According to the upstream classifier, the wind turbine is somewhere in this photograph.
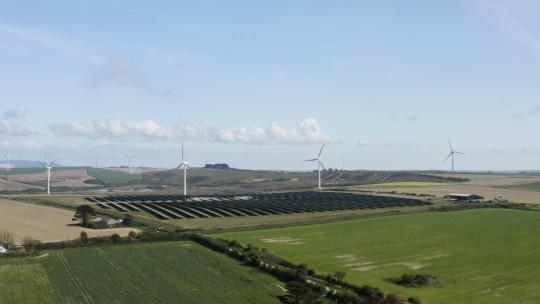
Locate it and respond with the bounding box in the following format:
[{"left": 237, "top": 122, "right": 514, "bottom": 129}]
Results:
[
  {"left": 126, "top": 154, "right": 135, "bottom": 175},
  {"left": 176, "top": 142, "right": 190, "bottom": 196},
  {"left": 444, "top": 139, "right": 464, "bottom": 173},
  {"left": 3, "top": 153, "right": 10, "bottom": 171},
  {"left": 305, "top": 144, "right": 325, "bottom": 190},
  {"left": 40, "top": 155, "right": 57, "bottom": 195}
]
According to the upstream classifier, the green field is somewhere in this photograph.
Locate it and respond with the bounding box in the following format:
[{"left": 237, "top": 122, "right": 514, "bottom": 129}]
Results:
[
  {"left": 0, "top": 241, "right": 281, "bottom": 304},
  {"left": 218, "top": 209, "right": 540, "bottom": 303},
  {"left": 155, "top": 168, "right": 305, "bottom": 187},
  {"left": 502, "top": 182, "right": 540, "bottom": 192},
  {"left": 86, "top": 168, "right": 142, "bottom": 185}
]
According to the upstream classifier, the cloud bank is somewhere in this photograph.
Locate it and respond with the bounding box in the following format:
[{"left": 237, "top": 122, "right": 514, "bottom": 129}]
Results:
[{"left": 49, "top": 118, "right": 335, "bottom": 145}]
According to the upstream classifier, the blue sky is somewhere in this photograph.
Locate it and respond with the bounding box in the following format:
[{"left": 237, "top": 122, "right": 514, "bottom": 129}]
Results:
[{"left": 1, "top": 0, "right": 540, "bottom": 170}]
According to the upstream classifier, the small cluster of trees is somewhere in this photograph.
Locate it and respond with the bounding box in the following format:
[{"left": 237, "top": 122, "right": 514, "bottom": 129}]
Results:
[
  {"left": 186, "top": 233, "right": 410, "bottom": 304},
  {"left": 73, "top": 205, "right": 96, "bottom": 227},
  {"left": 390, "top": 274, "right": 438, "bottom": 288}
]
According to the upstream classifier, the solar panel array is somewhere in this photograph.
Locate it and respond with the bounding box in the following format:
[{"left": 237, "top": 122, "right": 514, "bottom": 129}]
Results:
[{"left": 87, "top": 192, "right": 428, "bottom": 220}]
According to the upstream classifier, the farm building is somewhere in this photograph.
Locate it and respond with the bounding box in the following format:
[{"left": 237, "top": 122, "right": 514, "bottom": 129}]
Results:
[
  {"left": 0, "top": 245, "right": 7, "bottom": 254},
  {"left": 444, "top": 193, "right": 483, "bottom": 202}
]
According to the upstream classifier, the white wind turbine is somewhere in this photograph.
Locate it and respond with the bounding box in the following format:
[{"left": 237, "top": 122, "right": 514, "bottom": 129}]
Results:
[
  {"left": 305, "top": 144, "right": 326, "bottom": 190},
  {"left": 176, "top": 142, "right": 190, "bottom": 196},
  {"left": 126, "top": 154, "right": 135, "bottom": 175},
  {"left": 3, "top": 153, "right": 10, "bottom": 171},
  {"left": 444, "top": 139, "right": 464, "bottom": 173},
  {"left": 40, "top": 155, "right": 57, "bottom": 195}
]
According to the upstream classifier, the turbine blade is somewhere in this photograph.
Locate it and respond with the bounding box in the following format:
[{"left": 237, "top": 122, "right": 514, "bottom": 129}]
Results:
[
  {"left": 176, "top": 164, "right": 182, "bottom": 169},
  {"left": 181, "top": 141, "right": 184, "bottom": 161},
  {"left": 454, "top": 151, "right": 464, "bottom": 155},
  {"left": 319, "top": 161, "right": 325, "bottom": 171},
  {"left": 448, "top": 138, "right": 453, "bottom": 152},
  {"left": 49, "top": 159, "right": 58, "bottom": 167},
  {"left": 318, "top": 144, "right": 325, "bottom": 158},
  {"left": 444, "top": 152, "right": 453, "bottom": 162},
  {"left": 305, "top": 159, "right": 318, "bottom": 162}
]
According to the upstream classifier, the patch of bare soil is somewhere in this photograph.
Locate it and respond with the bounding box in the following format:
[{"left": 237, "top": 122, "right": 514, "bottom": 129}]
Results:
[
  {"left": 0, "top": 177, "right": 40, "bottom": 191},
  {"left": 0, "top": 198, "right": 139, "bottom": 244}
]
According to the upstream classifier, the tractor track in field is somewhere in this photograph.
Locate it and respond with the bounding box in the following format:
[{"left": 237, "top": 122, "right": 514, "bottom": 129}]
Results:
[
  {"left": 95, "top": 248, "right": 158, "bottom": 304},
  {"left": 162, "top": 249, "right": 227, "bottom": 304},
  {"left": 57, "top": 252, "right": 94, "bottom": 304}
]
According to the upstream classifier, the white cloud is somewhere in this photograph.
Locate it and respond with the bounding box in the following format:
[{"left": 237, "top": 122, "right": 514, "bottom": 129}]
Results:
[
  {"left": 0, "top": 110, "right": 32, "bottom": 136},
  {"left": 49, "top": 118, "right": 335, "bottom": 145}
]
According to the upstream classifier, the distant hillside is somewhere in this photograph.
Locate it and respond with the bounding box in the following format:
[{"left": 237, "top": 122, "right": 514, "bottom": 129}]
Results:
[{"left": 0, "top": 160, "right": 62, "bottom": 169}]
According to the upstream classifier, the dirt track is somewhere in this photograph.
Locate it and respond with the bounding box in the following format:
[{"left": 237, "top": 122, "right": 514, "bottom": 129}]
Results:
[{"left": 0, "top": 198, "right": 138, "bottom": 244}]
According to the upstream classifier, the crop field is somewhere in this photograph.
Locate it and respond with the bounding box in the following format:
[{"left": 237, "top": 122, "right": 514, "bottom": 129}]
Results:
[
  {"left": 0, "top": 241, "right": 281, "bottom": 304},
  {"left": 87, "top": 192, "right": 428, "bottom": 220},
  {"left": 218, "top": 209, "right": 540, "bottom": 304},
  {"left": 0, "top": 198, "right": 136, "bottom": 244},
  {"left": 501, "top": 182, "right": 540, "bottom": 192}
]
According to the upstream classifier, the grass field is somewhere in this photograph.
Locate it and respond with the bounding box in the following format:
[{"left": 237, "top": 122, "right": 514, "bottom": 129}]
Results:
[
  {"left": 501, "top": 182, "right": 540, "bottom": 192},
  {"left": 86, "top": 168, "right": 142, "bottom": 185},
  {"left": 218, "top": 209, "right": 540, "bottom": 304},
  {"left": 0, "top": 241, "right": 281, "bottom": 304},
  {"left": 156, "top": 168, "right": 304, "bottom": 187}
]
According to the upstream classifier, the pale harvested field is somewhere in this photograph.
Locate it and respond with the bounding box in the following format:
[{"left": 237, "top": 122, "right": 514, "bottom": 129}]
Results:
[
  {"left": 369, "top": 184, "right": 540, "bottom": 204},
  {"left": 0, "top": 177, "right": 40, "bottom": 191},
  {"left": 432, "top": 173, "right": 540, "bottom": 187},
  {"left": 6, "top": 169, "right": 93, "bottom": 188},
  {"left": 0, "top": 198, "right": 138, "bottom": 244}
]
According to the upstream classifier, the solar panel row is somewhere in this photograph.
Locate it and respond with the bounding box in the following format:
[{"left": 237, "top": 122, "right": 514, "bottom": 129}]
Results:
[{"left": 87, "top": 192, "right": 428, "bottom": 220}]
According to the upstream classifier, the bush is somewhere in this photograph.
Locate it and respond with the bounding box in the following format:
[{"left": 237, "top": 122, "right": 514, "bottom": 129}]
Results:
[
  {"left": 111, "top": 234, "right": 122, "bottom": 244},
  {"left": 391, "top": 274, "right": 438, "bottom": 287},
  {"left": 22, "top": 238, "right": 41, "bottom": 253},
  {"left": 80, "top": 231, "right": 89, "bottom": 244},
  {"left": 407, "top": 297, "right": 422, "bottom": 304}
]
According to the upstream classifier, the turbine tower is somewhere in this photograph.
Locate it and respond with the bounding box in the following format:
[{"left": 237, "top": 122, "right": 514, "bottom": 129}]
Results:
[
  {"left": 176, "top": 142, "right": 190, "bottom": 196},
  {"left": 126, "top": 154, "right": 135, "bottom": 175},
  {"left": 444, "top": 139, "right": 464, "bottom": 173},
  {"left": 3, "top": 153, "right": 9, "bottom": 171},
  {"left": 40, "top": 155, "right": 57, "bottom": 195},
  {"left": 305, "top": 144, "right": 325, "bottom": 190}
]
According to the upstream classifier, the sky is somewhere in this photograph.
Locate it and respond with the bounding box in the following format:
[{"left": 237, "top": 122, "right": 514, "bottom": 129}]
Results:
[{"left": 1, "top": 0, "right": 540, "bottom": 170}]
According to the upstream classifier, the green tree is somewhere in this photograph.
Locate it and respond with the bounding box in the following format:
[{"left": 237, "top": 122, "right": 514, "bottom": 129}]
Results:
[
  {"left": 22, "top": 238, "right": 41, "bottom": 254},
  {"left": 74, "top": 205, "right": 96, "bottom": 227},
  {"left": 279, "top": 281, "right": 323, "bottom": 304}
]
